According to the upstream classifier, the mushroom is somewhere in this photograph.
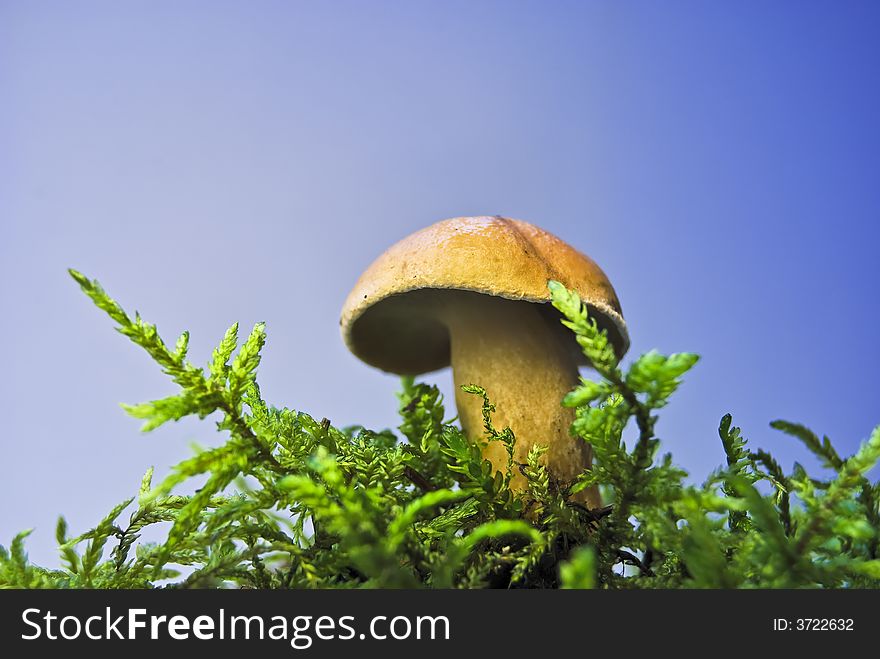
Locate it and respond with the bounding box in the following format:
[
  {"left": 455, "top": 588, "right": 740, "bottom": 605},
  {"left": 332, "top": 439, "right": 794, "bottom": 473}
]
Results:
[{"left": 340, "top": 216, "right": 628, "bottom": 508}]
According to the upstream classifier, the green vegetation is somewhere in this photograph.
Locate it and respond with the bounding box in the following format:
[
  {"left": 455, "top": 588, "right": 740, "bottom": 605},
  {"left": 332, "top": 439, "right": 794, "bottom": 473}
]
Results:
[{"left": 2, "top": 271, "right": 878, "bottom": 588}]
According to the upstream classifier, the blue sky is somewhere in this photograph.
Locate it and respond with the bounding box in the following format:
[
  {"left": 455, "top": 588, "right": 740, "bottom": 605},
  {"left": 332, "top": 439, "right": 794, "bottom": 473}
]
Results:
[{"left": 2, "top": 1, "right": 878, "bottom": 567}]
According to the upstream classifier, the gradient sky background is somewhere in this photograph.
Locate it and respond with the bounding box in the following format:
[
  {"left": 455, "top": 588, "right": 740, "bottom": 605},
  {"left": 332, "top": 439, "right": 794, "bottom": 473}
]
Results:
[{"left": 2, "top": 1, "right": 879, "bottom": 567}]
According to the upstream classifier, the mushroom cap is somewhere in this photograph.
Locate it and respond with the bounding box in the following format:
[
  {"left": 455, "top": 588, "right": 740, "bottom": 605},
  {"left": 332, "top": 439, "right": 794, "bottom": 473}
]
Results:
[{"left": 340, "top": 216, "right": 629, "bottom": 375}]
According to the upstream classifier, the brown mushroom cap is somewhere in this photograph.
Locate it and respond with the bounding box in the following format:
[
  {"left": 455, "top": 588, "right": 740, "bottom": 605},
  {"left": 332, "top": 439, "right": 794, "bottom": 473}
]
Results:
[{"left": 340, "top": 215, "right": 629, "bottom": 375}]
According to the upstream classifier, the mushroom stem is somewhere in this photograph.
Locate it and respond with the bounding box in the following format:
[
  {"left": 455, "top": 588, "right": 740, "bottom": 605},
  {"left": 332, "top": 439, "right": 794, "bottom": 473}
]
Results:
[{"left": 441, "top": 294, "right": 601, "bottom": 509}]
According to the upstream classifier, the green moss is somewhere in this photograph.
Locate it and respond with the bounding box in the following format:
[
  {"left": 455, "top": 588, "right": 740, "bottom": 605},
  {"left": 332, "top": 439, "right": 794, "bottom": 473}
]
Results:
[{"left": 1, "top": 271, "right": 877, "bottom": 589}]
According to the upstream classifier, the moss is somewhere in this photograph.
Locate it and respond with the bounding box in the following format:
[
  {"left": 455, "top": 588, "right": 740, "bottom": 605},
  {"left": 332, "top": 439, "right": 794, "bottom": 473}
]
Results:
[{"left": 1, "top": 272, "right": 877, "bottom": 589}]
